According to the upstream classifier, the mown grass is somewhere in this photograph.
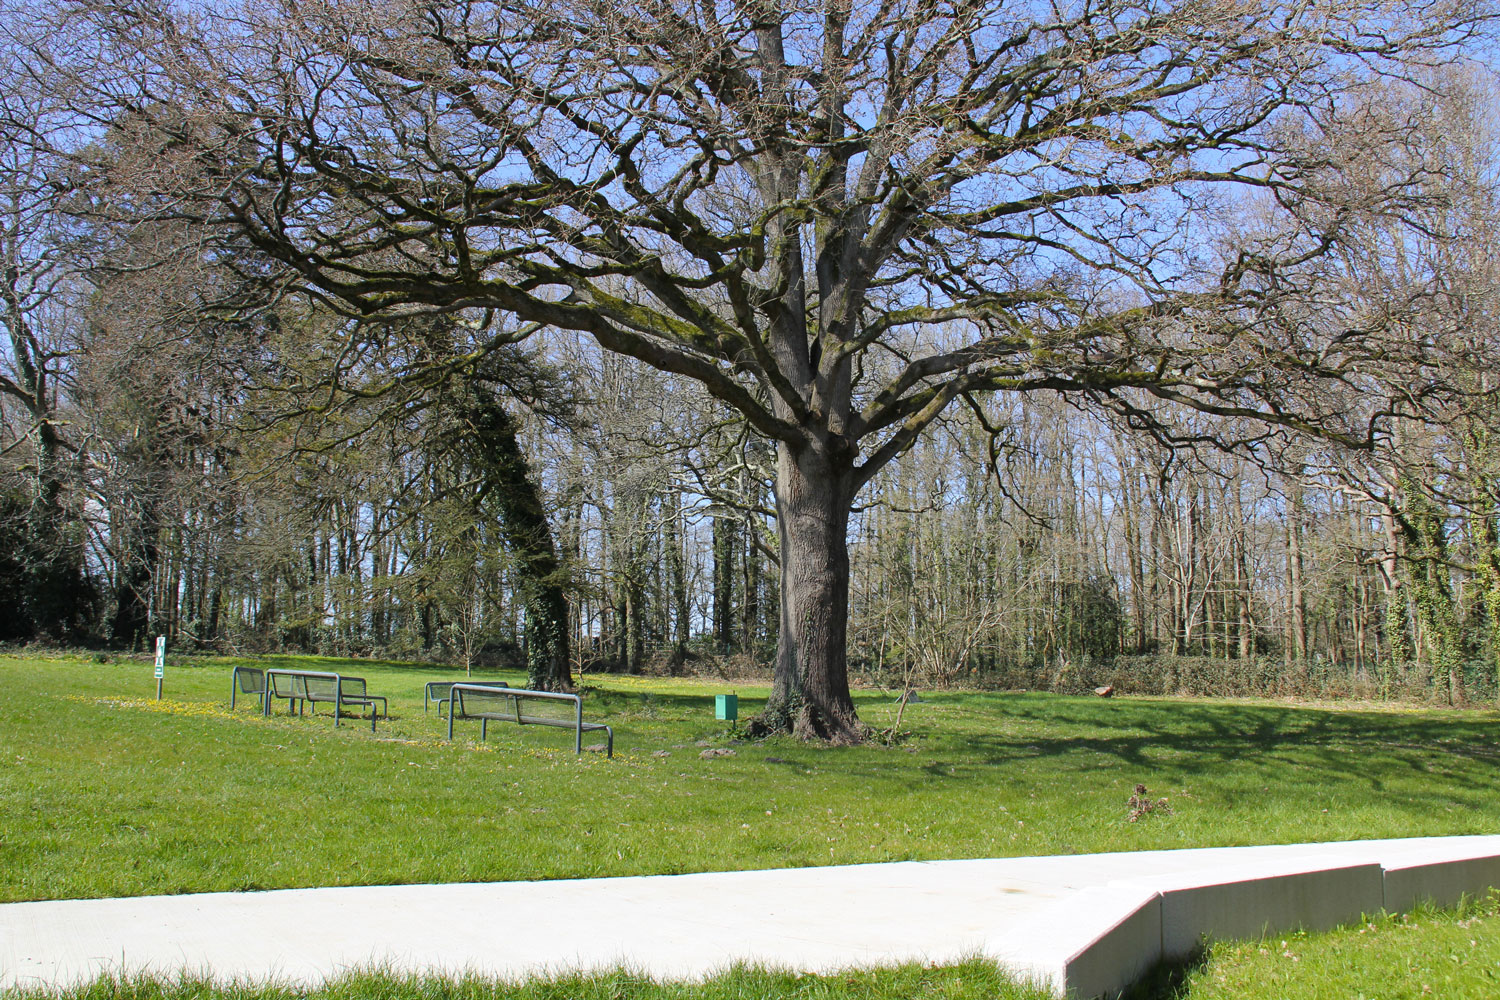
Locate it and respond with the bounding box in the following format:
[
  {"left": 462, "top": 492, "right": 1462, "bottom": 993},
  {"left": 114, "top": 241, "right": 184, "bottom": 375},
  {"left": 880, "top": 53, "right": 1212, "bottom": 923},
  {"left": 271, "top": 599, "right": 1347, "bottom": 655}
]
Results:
[
  {"left": 3, "top": 652, "right": 1500, "bottom": 903},
  {"left": 1151, "top": 892, "right": 1500, "bottom": 999},
  {"left": 0, "top": 960, "right": 1049, "bottom": 1000}
]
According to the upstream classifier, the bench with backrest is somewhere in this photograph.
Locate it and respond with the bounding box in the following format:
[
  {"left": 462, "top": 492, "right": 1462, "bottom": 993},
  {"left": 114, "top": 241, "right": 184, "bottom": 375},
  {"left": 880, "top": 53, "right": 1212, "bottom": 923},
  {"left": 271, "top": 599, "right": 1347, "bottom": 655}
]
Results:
[
  {"left": 263, "top": 669, "right": 311, "bottom": 718},
  {"left": 447, "top": 684, "right": 612, "bottom": 756},
  {"left": 230, "top": 666, "right": 266, "bottom": 710},
  {"left": 263, "top": 669, "right": 387, "bottom": 732},
  {"left": 424, "top": 679, "right": 509, "bottom": 716}
]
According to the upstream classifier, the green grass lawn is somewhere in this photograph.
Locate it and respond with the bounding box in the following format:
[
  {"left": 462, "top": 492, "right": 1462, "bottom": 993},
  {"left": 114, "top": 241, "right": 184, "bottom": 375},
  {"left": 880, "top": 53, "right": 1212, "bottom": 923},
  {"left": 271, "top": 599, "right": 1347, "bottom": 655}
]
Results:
[
  {"left": 3, "top": 652, "right": 1500, "bottom": 901},
  {"left": 4, "top": 651, "right": 1500, "bottom": 998},
  {"left": 1151, "top": 892, "right": 1500, "bottom": 999},
  {"left": 2, "top": 960, "right": 1052, "bottom": 1000}
]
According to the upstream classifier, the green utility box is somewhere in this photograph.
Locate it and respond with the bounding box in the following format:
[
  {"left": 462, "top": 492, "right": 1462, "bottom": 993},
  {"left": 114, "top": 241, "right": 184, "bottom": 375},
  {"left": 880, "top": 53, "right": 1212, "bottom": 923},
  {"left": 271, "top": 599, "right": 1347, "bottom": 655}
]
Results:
[{"left": 715, "top": 693, "right": 738, "bottom": 721}]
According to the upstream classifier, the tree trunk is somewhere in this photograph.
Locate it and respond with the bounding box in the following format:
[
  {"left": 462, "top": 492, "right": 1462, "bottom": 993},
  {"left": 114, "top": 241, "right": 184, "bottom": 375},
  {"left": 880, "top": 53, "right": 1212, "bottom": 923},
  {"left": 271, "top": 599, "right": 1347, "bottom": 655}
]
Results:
[
  {"left": 1121, "top": 468, "right": 1148, "bottom": 653},
  {"left": 1232, "top": 486, "right": 1255, "bottom": 659},
  {"left": 625, "top": 575, "right": 645, "bottom": 672},
  {"left": 463, "top": 397, "right": 573, "bottom": 691},
  {"left": 1286, "top": 476, "right": 1309, "bottom": 662},
  {"left": 666, "top": 493, "right": 690, "bottom": 661},
  {"left": 1472, "top": 504, "right": 1500, "bottom": 701},
  {"left": 741, "top": 515, "right": 761, "bottom": 653},
  {"left": 1378, "top": 500, "right": 1410, "bottom": 669},
  {"left": 712, "top": 516, "right": 735, "bottom": 652},
  {"left": 112, "top": 471, "right": 161, "bottom": 649},
  {"left": 112, "top": 555, "right": 153, "bottom": 649},
  {"left": 206, "top": 584, "right": 222, "bottom": 646},
  {"left": 758, "top": 442, "right": 863, "bottom": 744}
]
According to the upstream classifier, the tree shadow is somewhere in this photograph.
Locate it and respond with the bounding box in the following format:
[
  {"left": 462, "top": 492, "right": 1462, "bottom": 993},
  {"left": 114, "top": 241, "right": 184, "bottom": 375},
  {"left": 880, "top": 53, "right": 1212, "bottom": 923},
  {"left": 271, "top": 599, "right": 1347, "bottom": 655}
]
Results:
[
  {"left": 1120, "top": 945, "right": 1211, "bottom": 1000},
  {"left": 833, "top": 694, "right": 1500, "bottom": 806}
]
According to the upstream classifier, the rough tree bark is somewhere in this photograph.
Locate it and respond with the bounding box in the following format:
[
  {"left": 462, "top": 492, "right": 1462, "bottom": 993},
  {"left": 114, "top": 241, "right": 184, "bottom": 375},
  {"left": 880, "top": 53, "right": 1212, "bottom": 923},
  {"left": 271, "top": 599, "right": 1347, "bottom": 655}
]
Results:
[
  {"left": 763, "top": 440, "right": 860, "bottom": 742},
  {"left": 463, "top": 398, "right": 573, "bottom": 692}
]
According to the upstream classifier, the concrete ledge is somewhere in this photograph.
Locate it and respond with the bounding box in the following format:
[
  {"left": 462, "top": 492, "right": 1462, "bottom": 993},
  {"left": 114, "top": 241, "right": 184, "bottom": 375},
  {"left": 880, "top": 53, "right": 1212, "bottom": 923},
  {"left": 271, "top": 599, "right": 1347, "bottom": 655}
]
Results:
[
  {"left": 1123, "top": 857, "right": 1385, "bottom": 960},
  {"left": 6, "top": 838, "right": 1500, "bottom": 1000},
  {"left": 989, "top": 885, "right": 1161, "bottom": 1000},
  {"left": 989, "top": 845, "right": 1500, "bottom": 997},
  {"left": 1383, "top": 852, "right": 1500, "bottom": 912}
]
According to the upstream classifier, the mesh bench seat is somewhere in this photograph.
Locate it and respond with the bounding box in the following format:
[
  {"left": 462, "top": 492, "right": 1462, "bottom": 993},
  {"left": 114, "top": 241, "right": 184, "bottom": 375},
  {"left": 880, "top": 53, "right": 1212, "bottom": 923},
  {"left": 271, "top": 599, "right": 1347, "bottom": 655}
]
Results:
[
  {"left": 230, "top": 666, "right": 266, "bottom": 710},
  {"left": 303, "top": 675, "right": 386, "bottom": 725},
  {"left": 447, "top": 684, "right": 612, "bottom": 756},
  {"left": 263, "top": 669, "right": 386, "bottom": 732},
  {"left": 424, "top": 679, "right": 509, "bottom": 715}
]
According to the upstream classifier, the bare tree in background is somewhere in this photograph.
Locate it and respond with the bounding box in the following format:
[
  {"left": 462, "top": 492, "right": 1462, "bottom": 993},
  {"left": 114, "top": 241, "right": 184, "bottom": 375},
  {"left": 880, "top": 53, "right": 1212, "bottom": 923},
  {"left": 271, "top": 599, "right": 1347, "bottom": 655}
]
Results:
[
  {"left": 0, "top": 32, "right": 100, "bottom": 638},
  {"left": 29, "top": 0, "right": 1497, "bottom": 739}
]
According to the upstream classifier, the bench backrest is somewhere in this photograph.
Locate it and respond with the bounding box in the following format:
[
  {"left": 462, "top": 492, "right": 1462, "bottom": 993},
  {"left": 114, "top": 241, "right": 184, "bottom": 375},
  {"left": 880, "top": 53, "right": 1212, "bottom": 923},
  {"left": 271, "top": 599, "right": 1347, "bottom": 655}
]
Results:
[
  {"left": 268, "top": 672, "right": 308, "bottom": 697},
  {"left": 268, "top": 670, "right": 357, "bottom": 698},
  {"left": 427, "top": 679, "right": 508, "bottom": 699},
  {"left": 452, "top": 685, "right": 582, "bottom": 723},
  {"left": 298, "top": 675, "right": 365, "bottom": 698},
  {"left": 304, "top": 675, "right": 336, "bottom": 699},
  {"left": 233, "top": 667, "right": 265, "bottom": 694},
  {"left": 451, "top": 684, "right": 520, "bottom": 719}
]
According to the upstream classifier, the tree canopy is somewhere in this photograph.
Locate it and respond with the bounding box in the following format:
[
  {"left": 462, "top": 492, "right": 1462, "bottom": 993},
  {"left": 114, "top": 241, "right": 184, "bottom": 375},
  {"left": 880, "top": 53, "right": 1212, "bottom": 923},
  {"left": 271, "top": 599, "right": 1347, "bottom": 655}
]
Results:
[{"left": 21, "top": 0, "right": 1499, "bottom": 738}]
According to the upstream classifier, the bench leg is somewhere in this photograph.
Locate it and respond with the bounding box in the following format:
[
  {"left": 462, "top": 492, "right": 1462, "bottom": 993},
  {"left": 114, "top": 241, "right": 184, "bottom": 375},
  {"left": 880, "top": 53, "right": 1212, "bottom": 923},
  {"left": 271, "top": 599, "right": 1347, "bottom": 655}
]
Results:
[{"left": 481, "top": 718, "right": 487, "bottom": 742}]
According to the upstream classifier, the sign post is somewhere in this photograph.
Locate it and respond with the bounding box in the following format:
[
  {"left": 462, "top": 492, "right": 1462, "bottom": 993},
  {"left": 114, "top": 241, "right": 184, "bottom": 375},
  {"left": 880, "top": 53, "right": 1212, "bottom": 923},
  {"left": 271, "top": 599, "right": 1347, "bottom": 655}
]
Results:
[{"left": 154, "top": 635, "right": 166, "bottom": 700}]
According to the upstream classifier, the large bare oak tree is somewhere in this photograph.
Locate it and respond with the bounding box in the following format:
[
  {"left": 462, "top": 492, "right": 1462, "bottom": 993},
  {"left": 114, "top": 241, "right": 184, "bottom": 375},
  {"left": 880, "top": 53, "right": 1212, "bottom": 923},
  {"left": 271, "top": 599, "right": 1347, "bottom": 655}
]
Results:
[{"left": 38, "top": 0, "right": 1494, "bottom": 740}]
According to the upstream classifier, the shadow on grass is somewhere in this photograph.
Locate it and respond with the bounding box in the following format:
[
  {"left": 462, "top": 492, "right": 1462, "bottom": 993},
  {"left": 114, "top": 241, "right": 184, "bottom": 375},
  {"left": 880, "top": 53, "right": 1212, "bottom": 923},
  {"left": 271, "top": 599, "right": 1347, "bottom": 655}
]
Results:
[
  {"left": 943, "top": 696, "right": 1500, "bottom": 775},
  {"left": 193, "top": 656, "right": 1500, "bottom": 804},
  {"left": 1120, "top": 945, "right": 1211, "bottom": 1000}
]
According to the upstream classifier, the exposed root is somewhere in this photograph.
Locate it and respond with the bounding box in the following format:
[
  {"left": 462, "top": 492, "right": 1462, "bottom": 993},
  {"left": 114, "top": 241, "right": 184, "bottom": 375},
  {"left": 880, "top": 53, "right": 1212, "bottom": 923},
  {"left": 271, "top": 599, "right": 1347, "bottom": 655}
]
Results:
[
  {"left": 746, "top": 702, "right": 868, "bottom": 745},
  {"left": 792, "top": 703, "right": 867, "bottom": 745}
]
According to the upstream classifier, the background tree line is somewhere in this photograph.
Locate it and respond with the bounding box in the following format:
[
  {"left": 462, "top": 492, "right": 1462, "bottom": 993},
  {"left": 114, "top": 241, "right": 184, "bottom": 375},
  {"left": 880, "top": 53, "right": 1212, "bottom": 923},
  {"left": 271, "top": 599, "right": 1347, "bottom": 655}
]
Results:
[
  {"left": 2, "top": 0, "right": 1499, "bottom": 719},
  {"left": 8, "top": 308, "right": 1500, "bottom": 704}
]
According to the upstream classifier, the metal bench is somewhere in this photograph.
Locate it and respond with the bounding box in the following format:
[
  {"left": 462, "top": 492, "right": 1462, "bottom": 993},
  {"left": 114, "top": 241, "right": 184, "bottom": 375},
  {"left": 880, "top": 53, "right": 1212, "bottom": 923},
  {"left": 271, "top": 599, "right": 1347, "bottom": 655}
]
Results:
[
  {"left": 424, "top": 679, "right": 509, "bottom": 716},
  {"left": 230, "top": 666, "right": 266, "bottom": 710},
  {"left": 263, "top": 669, "right": 387, "bottom": 732},
  {"left": 447, "top": 684, "right": 612, "bottom": 756}
]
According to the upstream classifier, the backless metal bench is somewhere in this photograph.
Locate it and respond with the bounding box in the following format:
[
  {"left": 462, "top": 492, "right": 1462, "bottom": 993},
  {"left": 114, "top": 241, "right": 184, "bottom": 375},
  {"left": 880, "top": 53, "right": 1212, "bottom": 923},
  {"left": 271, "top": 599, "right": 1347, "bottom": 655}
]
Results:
[
  {"left": 447, "top": 684, "right": 612, "bottom": 756},
  {"left": 263, "top": 669, "right": 387, "bottom": 732},
  {"left": 424, "top": 679, "right": 509, "bottom": 715},
  {"left": 230, "top": 666, "right": 266, "bottom": 710}
]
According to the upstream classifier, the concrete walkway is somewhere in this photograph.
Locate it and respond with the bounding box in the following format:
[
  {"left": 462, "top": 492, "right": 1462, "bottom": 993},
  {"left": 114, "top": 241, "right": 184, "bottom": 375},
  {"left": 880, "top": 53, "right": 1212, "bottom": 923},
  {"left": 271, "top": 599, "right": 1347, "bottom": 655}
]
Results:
[{"left": 4, "top": 836, "right": 1500, "bottom": 998}]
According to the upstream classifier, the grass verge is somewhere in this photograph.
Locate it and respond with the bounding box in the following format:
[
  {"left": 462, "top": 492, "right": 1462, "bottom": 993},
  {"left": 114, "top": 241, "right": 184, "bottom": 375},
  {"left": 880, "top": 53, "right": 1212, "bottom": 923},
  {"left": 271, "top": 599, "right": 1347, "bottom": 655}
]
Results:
[
  {"left": 1149, "top": 891, "right": 1500, "bottom": 999},
  {"left": 0, "top": 959, "right": 1050, "bottom": 1000},
  {"left": 4, "top": 652, "right": 1500, "bottom": 902}
]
